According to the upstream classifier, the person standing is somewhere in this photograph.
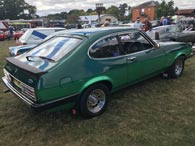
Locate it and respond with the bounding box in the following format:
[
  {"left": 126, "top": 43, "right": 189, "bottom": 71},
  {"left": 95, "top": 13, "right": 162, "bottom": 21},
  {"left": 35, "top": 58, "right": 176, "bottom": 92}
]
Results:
[
  {"left": 159, "top": 16, "right": 164, "bottom": 26},
  {"left": 133, "top": 17, "right": 143, "bottom": 30},
  {"left": 77, "top": 23, "right": 82, "bottom": 29},
  {"left": 162, "top": 17, "right": 169, "bottom": 25},
  {"left": 8, "top": 25, "right": 14, "bottom": 40},
  {"left": 102, "top": 21, "right": 110, "bottom": 27},
  {"left": 143, "top": 17, "right": 152, "bottom": 32}
]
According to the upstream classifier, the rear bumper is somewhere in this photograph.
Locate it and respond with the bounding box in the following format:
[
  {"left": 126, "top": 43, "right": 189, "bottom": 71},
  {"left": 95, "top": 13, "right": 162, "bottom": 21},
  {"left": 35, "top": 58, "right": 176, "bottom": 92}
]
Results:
[{"left": 2, "top": 76, "right": 79, "bottom": 112}]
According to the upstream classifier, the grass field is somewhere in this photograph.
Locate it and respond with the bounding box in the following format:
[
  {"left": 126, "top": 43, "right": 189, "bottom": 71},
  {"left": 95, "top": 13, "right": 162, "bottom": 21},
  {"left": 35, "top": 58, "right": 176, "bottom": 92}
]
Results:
[{"left": 0, "top": 40, "right": 195, "bottom": 146}]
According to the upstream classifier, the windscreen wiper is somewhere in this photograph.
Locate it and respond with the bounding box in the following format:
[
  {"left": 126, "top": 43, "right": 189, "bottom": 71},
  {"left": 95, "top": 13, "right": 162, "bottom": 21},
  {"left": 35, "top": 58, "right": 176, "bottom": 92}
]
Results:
[{"left": 26, "top": 56, "right": 56, "bottom": 63}]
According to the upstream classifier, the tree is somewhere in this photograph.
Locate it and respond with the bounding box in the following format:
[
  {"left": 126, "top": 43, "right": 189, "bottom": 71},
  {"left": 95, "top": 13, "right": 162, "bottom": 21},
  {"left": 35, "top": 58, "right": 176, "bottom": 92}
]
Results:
[
  {"left": 47, "top": 12, "right": 68, "bottom": 20},
  {"left": 155, "top": 0, "right": 178, "bottom": 19},
  {"left": 0, "top": 0, "right": 36, "bottom": 20},
  {"left": 86, "top": 9, "right": 94, "bottom": 14},
  {"left": 66, "top": 9, "right": 86, "bottom": 24},
  {"left": 106, "top": 6, "right": 119, "bottom": 18},
  {"left": 118, "top": 3, "right": 128, "bottom": 21},
  {"left": 66, "top": 14, "right": 79, "bottom": 24}
]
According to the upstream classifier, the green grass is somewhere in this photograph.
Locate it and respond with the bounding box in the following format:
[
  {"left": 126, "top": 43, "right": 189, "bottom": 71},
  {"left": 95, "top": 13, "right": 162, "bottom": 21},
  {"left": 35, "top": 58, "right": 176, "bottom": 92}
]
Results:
[{"left": 1, "top": 40, "right": 195, "bottom": 146}]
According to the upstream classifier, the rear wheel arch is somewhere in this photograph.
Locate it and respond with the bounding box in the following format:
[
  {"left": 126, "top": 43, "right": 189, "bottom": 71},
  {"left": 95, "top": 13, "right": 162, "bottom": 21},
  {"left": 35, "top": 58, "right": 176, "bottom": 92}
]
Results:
[
  {"left": 80, "top": 80, "right": 113, "bottom": 96},
  {"left": 80, "top": 77, "right": 113, "bottom": 93},
  {"left": 78, "top": 81, "right": 112, "bottom": 118},
  {"left": 177, "top": 54, "right": 186, "bottom": 60}
]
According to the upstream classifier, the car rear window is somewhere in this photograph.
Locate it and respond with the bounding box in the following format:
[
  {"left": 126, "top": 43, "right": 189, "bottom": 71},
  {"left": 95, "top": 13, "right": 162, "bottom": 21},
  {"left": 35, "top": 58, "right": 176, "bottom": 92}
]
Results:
[
  {"left": 27, "top": 36, "right": 82, "bottom": 61},
  {"left": 89, "top": 36, "right": 121, "bottom": 58}
]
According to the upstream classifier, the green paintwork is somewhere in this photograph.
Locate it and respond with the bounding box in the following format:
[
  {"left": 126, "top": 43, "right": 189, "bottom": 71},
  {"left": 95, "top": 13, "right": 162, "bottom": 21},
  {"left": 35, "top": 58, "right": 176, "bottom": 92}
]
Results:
[{"left": 2, "top": 27, "right": 193, "bottom": 110}]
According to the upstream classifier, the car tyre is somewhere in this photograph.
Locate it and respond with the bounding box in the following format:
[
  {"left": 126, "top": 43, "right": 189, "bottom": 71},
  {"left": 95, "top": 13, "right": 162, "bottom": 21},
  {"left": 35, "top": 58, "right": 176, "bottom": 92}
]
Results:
[
  {"left": 167, "top": 56, "right": 185, "bottom": 78},
  {"left": 79, "top": 83, "right": 110, "bottom": 118}
]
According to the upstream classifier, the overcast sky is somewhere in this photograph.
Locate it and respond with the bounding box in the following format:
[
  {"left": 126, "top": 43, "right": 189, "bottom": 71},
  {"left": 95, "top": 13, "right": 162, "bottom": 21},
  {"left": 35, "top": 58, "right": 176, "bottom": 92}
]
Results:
[{"left": 25, "top": 0, "right": 195, "bottom": 16}]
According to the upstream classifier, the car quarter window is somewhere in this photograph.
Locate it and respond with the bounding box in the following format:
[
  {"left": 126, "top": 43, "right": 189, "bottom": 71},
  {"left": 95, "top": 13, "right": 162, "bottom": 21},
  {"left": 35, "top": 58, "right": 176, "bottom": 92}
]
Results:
[
  {"left": 89, "top": 36, "right": 122, "bottom": 58},
  {"left": 119, "top": 32, "right": 153, "bottom": 54}
]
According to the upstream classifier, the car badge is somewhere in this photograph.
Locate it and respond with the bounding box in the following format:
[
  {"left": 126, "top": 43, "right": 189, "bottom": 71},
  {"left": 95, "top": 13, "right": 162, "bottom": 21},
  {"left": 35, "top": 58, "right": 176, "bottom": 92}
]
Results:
[
  {"left": 13, "top": 68, "right": 17, "bottom": 73},
  {"left": 28, "top": 79, "right": 33, "bottom": 84}
]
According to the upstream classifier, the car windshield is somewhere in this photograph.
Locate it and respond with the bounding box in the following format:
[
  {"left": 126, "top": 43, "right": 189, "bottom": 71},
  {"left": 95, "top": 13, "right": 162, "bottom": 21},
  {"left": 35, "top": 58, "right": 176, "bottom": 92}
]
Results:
[
  {"left": 151, "top": 25, "right": 180, "bottom": 34},
  {"left": 165, "top": 26, "right": 177, "bottom": 32},
  {"left": 26, "top": 36, "right": 82, "bottom": 62}
]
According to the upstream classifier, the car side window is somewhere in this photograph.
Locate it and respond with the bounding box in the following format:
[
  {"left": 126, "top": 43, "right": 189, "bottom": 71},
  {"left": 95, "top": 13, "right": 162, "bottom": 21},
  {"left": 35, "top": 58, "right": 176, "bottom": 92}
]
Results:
[
  {"left": 119, "top": 32, "right": 153, "bottom": 54},
  {"left": 89, "top": 36, "right": 121, "bottom": 58}
]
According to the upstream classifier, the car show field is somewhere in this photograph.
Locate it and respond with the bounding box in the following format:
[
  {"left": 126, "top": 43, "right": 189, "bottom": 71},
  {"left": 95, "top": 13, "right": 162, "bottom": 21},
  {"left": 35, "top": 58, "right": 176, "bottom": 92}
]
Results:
[
  {"left": 1, "top": 27, "right": 193, "bottom": 118},
  {"left": 1, "top": 37, "right": 195, "bottom": 146}
]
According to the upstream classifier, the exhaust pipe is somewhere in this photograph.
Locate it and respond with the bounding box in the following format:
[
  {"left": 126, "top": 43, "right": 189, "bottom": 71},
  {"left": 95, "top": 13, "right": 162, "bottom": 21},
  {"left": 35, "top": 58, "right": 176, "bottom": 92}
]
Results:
[{"left": 3, "top": 89, "right": 10, "bottom": 93}]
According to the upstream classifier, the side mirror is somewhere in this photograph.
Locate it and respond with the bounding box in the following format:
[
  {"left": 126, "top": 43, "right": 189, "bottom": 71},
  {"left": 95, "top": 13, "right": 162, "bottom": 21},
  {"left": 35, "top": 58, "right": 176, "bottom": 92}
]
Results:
[{"left": 154, "top": 43, "right": 160, "bottom": 48}]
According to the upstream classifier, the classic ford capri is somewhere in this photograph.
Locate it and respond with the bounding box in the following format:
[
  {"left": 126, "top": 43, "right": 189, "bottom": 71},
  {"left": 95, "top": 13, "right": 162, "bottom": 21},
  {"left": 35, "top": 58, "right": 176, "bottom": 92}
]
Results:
[{"left": 2, "top": 27, "right": 193, "bottom": 118}]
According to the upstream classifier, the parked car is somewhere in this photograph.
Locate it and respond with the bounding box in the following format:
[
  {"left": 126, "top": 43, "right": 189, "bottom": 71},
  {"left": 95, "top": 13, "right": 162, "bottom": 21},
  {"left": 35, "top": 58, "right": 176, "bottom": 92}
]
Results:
[
  {"left": 150, "top": 20, "right": 160, "bottom": 27},
  {"left": 0, "top": 31, "right": 5, "bottom": 40},
  {"left": 18, "top": 27, "right": 66, "bottom": 45},
  {"left": 9, "top": 44, "right": 37, "bottom": 56},
  {"left": 0, "top": 30, "right": 9, "bottom": 40},
  {"left": 146, "top": 25, "right": 183, "bottom": 41},
  {"left": 2, "top": 27, "right": 193, "bottom": 118},
  {"left": 65, "top": 24, "right": 77, "bottom": 29},
  {"left": 147, "top": 24, "right": 195, "bottom": 44},
  {"left": 177, "top": 17, "right": 195, "bottom": 30},
  {"left": 13, "top": 30, "right": 24, "bottom": 40},
  {"left": 9, "top": 30, "right": 68, "bottom": 56}
]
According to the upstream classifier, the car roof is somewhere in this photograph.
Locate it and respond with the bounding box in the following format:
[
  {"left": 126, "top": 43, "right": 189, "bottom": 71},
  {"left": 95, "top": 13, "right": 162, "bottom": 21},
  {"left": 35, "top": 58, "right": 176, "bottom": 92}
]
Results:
[
  {"left": 55, "top": 27, "right": 139, "bottom": 38},
  {"left": 152, "top": 25, "right": 176, "bottom": 29},
  {"left": 150, "top": 25, "right": 177, "bottom": 32},
  {"left": 28, "top": 27, "right": 66, "bottom": 31}
]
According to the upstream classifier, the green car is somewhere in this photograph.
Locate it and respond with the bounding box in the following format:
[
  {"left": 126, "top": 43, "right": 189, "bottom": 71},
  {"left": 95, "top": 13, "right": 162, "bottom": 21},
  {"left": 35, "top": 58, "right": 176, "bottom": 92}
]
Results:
[{"left": 2, "top": 27, "right": 193, "bottom": 118}]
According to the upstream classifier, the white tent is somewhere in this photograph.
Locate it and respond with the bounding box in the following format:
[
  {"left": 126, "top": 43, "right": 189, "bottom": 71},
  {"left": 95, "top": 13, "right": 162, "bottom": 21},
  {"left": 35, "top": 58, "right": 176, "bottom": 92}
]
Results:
[{"left": 0, "top": 21, "right": 8, "bottom": 30}]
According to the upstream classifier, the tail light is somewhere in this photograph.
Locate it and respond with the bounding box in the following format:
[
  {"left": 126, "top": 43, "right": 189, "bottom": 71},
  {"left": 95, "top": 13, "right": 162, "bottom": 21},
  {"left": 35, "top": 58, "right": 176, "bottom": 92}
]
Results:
[
  {"left": 16, "top": 40, "right": 26, "bottom": 46},
  {"left": 16, "top": 52, "right": 20, "bottom": 56}
]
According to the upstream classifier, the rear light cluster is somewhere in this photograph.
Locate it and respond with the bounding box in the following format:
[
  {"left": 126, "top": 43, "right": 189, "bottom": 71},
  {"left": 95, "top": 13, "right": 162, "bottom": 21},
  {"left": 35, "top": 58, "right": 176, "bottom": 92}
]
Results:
[
  {"left": 16, "top": 40, "right": 26, "bottom": 46},
  {"left": 19, "top": 82, "right": 36, "bottom": 101},
  {"left": 16, "top": 52, "right": 21, "bottom": 56},
  {"left": 4, "top": 69, "right": 36, "bottom": 101}
]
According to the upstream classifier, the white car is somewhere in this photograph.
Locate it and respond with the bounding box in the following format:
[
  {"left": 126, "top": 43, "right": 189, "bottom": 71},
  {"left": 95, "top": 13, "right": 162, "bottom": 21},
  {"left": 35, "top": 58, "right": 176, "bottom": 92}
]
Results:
[
  {"left": 18, "top": 27, "right": 66, "bottom": 45},
  {"left": 9, "top": 29, "right": 67, "bottom": 56}
]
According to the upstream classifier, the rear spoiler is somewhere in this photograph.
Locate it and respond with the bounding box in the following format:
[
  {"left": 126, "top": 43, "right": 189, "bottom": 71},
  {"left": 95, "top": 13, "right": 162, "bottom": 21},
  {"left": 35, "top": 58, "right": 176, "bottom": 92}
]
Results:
[{"left": 6, "top": 57, "right": 47, "bottom": 76}]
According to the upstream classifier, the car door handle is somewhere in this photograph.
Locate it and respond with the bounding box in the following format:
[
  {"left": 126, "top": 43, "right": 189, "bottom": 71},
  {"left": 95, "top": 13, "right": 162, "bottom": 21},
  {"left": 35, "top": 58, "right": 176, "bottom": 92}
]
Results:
[
  {"left": 145, "top": 50, "right": 152, "bottom": 53},
  {"left": 127, "top": 57, "right": 136, "bottom": 62},
  {"left": 145, "top": 49, "right": 154, "bottom": 53}
]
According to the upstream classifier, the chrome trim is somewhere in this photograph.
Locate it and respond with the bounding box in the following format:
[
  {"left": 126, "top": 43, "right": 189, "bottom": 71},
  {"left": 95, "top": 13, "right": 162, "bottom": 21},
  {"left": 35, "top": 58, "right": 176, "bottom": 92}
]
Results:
[
  {"left": 4, "top": 69, "right": 36, "bottom": 101},
  {"left": 192, "top": 46, "right": 195, "bottom": 52},
  {"left": 188, "top": 52, "right": 194, "bottom": 58},
  {"left": 2, "top": 76, "right": 79, "bottom": 109},
  {"left": 87, "top": 33, "right": 120, "bottom": 60},
  {"left": 139, "top": 31, "right": 156, "bottom": 46},
  {"left": 87, "top": 30, "right": 155, "bottom": 61},
  {"left": 2, "top": 76, "right": 35, "bottom": 106}
]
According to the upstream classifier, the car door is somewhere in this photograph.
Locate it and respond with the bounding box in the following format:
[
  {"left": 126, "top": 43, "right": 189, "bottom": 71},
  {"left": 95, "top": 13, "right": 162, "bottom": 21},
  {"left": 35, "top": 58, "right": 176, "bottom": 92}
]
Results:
[
  {"left": 89, "top": 35, "right": 128, "bottom": 88},
  {"left": 118, "top": 31, "right": 166, "bottom": 83}
]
